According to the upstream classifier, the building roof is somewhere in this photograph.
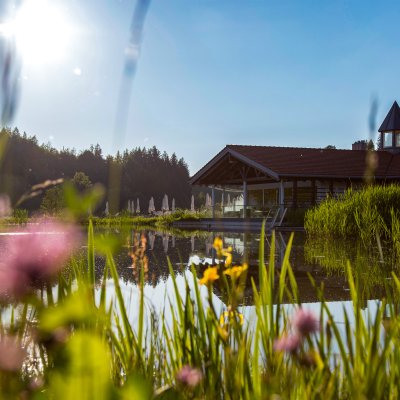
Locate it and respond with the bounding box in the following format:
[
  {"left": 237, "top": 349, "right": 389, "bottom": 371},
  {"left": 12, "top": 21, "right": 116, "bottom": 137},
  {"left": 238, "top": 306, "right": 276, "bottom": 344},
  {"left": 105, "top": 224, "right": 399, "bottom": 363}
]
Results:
[
  {"left": 189, "top": 145, "right": 400, "bottom": 185},
  {"left": 379, "top": 101, "right": 400, "bottom": 132}
]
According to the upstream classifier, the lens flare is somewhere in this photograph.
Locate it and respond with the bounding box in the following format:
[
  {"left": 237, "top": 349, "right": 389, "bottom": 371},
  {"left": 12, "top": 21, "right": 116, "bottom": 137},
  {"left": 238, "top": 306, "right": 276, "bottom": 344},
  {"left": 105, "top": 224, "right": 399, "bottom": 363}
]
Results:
[{"left": 0, "top": 0, "right": 75, "bottom": 66}]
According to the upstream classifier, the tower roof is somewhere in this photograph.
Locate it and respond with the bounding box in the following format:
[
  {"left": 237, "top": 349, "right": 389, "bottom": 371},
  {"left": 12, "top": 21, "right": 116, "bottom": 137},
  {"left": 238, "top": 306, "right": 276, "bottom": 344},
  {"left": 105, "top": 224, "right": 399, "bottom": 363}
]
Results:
[{"left": 379, "top": 101, "right": 400, "bottom": 132}]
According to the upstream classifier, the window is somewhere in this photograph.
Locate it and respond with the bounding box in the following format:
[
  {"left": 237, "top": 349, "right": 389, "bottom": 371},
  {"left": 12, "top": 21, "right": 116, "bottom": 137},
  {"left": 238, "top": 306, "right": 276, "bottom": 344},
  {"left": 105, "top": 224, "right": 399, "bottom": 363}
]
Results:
[
  {"left": 396, "top": 133, "right": 400, "bottom": 147},
  {"left": 384, "top": 132, "right": 393, "bottom": 148}
]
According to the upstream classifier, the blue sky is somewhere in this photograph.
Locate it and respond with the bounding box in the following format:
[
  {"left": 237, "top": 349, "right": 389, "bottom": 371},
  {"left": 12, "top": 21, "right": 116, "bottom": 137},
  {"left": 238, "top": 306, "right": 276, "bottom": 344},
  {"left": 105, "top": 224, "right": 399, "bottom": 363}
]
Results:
[{"left": 8, "top": 0, "right": 400, "bottom": 173}]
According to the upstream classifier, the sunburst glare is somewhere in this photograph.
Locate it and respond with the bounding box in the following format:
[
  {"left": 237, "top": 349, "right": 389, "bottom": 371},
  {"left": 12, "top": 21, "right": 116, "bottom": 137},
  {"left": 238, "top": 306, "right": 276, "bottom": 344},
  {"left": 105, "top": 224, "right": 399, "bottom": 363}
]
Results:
[{"left": 0, "top": 0, "right": 75, "bottom": 66}]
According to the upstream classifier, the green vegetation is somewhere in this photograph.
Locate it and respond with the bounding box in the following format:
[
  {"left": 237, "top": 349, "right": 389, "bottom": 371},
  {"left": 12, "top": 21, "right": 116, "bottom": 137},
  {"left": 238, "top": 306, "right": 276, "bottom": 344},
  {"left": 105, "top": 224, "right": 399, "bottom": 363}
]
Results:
[
  {"left": 40, "top": 172, "right": 93, "bottom": 214},
  {"left": 0, "top": 127, "right": 191, "bottom": 212},
  {"left": 2, "top": 218, "right": 400, "bottom": 398},
  {"left": 0, "top": 208, "right": 29, "bottom": 225},
  {"left": 91, "top": 209, "right": 207, "bottom": 229},
  {"left": 305, "top": 184, "right": 400, "bottom": 243}
]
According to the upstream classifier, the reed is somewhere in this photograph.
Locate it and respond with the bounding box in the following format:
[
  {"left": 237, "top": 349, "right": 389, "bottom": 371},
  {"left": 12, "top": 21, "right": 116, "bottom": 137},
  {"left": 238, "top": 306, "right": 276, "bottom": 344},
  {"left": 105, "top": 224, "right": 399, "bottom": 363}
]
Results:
[
  {"left": 305, "top": 184, "right": 400, "bottom": 244},
  {"left": 1, "top": 221, "right": 400, "bottom": 398}
]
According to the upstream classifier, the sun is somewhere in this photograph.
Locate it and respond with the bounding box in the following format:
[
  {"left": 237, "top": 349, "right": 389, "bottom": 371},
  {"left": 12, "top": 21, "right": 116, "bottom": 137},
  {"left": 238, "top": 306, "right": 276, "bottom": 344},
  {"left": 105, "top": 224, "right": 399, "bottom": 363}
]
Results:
[{"left": 0, "top": 0, "right": 74, "bottom": 66}]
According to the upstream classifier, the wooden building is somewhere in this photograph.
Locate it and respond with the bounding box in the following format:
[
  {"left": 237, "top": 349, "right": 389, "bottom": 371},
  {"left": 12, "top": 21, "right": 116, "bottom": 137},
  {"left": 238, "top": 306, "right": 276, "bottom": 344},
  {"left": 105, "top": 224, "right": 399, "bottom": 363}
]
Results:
[{"left": 189, "top": 101, "right": 400, "bottom": 218}]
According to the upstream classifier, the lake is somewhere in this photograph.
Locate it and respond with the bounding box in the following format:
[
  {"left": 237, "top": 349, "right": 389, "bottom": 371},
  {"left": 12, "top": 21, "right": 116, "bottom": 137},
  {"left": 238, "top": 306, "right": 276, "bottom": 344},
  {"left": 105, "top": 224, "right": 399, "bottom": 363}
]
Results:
[
  {"left": 92, "top": 228, "right": 393, "bottom": 331},
  {"left": 0, "top": 225, "right": 392, "bottom": 362}
]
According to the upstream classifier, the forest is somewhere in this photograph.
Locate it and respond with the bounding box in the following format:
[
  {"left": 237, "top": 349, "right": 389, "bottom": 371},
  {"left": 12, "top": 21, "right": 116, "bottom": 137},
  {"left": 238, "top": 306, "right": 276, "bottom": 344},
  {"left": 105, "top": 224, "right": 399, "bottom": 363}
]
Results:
[{"left": 0, "top": 127, "right": 192, "bottom": 213}]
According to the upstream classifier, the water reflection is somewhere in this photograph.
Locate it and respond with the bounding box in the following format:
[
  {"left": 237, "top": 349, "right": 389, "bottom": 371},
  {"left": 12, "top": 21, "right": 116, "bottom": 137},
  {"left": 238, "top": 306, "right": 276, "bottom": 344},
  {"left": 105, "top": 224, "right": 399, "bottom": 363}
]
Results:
[
  {"left": 304, "top": 236, "right": 398, "bottom": 293},
  {"left": 94, "top": 229, "right": 390, "bottom": 306}
]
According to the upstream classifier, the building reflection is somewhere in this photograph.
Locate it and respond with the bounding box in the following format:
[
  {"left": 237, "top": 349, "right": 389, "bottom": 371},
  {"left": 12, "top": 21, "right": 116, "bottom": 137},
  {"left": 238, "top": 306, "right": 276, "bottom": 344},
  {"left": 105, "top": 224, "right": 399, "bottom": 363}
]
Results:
[{"left": 93, "top": 229, "right": 386, "bottom": 305}]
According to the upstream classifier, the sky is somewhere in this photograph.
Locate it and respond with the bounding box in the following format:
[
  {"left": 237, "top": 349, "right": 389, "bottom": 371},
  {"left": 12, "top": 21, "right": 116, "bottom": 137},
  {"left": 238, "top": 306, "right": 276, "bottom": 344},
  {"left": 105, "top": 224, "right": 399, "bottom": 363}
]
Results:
[{"left": 2, "top": 0, "right": 400, "bottom": 174}]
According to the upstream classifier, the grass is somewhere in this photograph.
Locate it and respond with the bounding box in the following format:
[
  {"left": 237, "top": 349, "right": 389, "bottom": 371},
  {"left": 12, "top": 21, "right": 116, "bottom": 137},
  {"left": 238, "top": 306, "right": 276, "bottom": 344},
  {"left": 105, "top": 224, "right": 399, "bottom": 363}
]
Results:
[
  {"left": 91, "top": 209, "right": 207, "bottom": 228},
  {"left": 305, "top": 184, "right": 400, "bottom": 244},
  {"left": 1, "top": 220, "right": 400, "bottom": 398},
  {"left": 0, "top": 208, "right": 29, "bottom": 225},
  {"left": 0, "top": 208, "right": 208, "bottom": 234}
]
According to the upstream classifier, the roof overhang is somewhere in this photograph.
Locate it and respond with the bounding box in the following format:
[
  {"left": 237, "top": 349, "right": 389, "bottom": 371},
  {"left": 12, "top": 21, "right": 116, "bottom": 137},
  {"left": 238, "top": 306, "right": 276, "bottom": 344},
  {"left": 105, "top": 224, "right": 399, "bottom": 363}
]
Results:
[{"left": 189, "top": 146, "right": 280, "bottom": 186}]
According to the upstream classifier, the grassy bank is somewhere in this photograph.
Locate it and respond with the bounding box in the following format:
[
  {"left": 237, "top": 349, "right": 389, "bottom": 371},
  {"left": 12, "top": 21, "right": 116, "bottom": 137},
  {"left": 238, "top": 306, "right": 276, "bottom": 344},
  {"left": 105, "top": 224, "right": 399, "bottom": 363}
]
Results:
[
  {"left": 0, "top": 208, "right": 29, "bottom": 225},
  {"left": 305, "top": 184, "right": 400, "bottom": 243},
  {"left": 90, "top": 209, "right": 206, "bottom": 228},
  {"left": 0, "top": 209, "right": 206, "bottom": 230},
  {"left": 1, "top": 221, "right": 400, "bottom": 398}
]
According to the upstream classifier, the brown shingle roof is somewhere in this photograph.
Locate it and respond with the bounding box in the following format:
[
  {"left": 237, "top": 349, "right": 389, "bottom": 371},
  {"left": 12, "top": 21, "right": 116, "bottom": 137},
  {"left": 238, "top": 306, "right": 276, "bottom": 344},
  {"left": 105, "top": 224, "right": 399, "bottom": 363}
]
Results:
[
  {"left": 189, "top": 144, "right": 400, "bottom": 185},
  {"left": 227, "top": 145, "right": 400, "bottom": 178}
]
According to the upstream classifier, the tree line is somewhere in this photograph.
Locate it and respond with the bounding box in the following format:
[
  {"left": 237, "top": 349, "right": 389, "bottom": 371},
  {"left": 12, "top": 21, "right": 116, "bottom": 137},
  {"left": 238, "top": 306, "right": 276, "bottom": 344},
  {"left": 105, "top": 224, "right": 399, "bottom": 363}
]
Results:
[{"left": 0, "top": 127, "right": 192, "bottom": 213}]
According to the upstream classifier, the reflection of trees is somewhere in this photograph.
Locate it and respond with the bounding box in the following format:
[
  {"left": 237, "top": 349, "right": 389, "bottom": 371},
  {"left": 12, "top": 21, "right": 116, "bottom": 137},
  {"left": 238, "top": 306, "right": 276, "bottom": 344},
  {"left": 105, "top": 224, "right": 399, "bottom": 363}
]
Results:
[
  {"left": 304, "top": 237, "right": 393, "bottom": 300},
  {"left": 94, "top": 230, "right": 195, "bottom": 288},
  {"left": 205, "top": 264, "right": 353, "bottom": 306},
  {"left": 91, "top": 229, "right": 390, "bottom": 305},
  {"left": 198, "top": 232, "right": 388, "bottom": 305}
]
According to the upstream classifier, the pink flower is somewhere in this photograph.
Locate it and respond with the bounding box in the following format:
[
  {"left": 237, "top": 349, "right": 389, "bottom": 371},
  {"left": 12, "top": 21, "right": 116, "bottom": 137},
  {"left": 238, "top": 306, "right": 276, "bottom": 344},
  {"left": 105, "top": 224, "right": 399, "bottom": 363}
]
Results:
[
  {"left": 175, "top": 365, "right": 203, "bottom": 387},
  {"left": 0, "top": 194, "right": 11, "bottom": 218},
  {"left": 0, "top": 336, "right": 26, "bottom": 371},
  {"left": 273, "top": 334, "right": 301, "bottom": 353},
  {"left": 0, "top": 220, "right": 80, "bottom": 299},
  {"left": 292, "top": 308, "right": 319, "bottom": 336}
]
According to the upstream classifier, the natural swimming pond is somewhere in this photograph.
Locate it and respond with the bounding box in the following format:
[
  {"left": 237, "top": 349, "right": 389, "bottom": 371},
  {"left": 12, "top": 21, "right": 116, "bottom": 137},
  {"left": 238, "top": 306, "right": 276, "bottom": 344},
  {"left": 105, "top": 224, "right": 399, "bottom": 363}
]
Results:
[
  {"left": 92, "top": 228, "right": 395, "bottom": 328},
  {"left": 0, "top": 226, "right": 393, "bottom": 320}
]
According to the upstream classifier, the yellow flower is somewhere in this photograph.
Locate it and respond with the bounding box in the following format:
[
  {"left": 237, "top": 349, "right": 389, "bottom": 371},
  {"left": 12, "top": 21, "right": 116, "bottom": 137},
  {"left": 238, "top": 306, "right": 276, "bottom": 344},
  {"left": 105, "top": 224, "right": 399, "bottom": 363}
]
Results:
[
  {"left": 217, "top": 325, "right": 229, "bottom": 341},
  {"left": 224, "top": 263, "right": 248, "bottom": 279},
  {"left": 213, "top": 237, "right": 223, "bottom": 253},
  {"left": 199, "top": 267, "right": 220, "bottom": 285},
  {"left": 219, "top": 310, "right": 244, "bottom": 326},
  {"left": 222, "top": 247, "right": 233, "bottom": 266},
  {"left": 212, "top": 237, "right": 234, "bottom": 266},
  {"left": 308, "top": 350, "right": 324, "bottom": 370}
]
